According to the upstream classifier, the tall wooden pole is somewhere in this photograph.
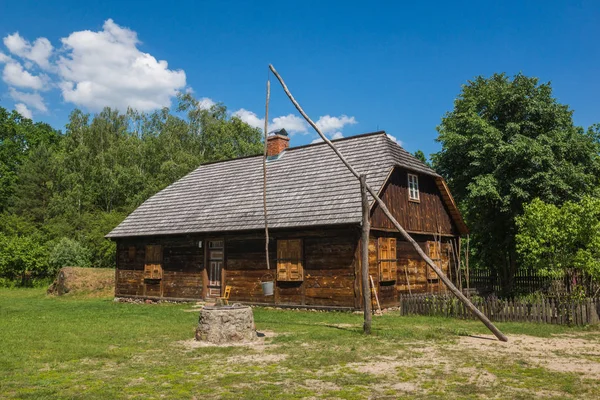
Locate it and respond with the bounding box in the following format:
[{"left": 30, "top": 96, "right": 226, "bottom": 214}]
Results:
[
  {"left": 360, "top": 175, "right": 372, "bottom": 334},
  {"left": 269, "top": 64, "right": 508, "bottom": 342},
  {"left": 262, "top": 79, "right": 271, "bottom": 270}
]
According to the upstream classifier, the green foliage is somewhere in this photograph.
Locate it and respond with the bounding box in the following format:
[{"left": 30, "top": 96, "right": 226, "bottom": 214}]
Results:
[
  {"left": 0, "top": 108, "right": 61, "bottom": 213},
  {"left": 432, "top": 73, "right": 600, "bottom": 292},
  {"left": 0, "top": 234, "right": 48, "bottom": 282},
  {"left": 48, "top": 237, "right": 92, "bottom": 271},
  {"left": 516, "top": 196, "right": 600, "bottom": 282},
  {"left": 413, "top": 149, "right": 431, "bottom": 166},
  {"left": 0, "top": 96, "right": 263, "bottom": 283}
]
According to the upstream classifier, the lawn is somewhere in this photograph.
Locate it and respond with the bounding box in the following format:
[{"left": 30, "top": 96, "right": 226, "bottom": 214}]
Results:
[{"left": 1, "top": 289, "right": 599, "bottom": 399}]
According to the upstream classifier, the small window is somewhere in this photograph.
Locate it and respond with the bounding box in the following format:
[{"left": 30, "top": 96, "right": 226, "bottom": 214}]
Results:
[
  {"left": 276, "top": 239, "right": 304, "bottom": 281},
  {"left": 128, "top": 246, "right": 136, "bottom": 263},
  {"left": 209, "top": 240, "right": 223, "bottom": 249},
  {"left": 408, "top": 173, "right": 419, "bottom": 201},
  {"left": 378, "top": 237, "right": 397, "bottom": 282},
  {"left": 144, "top": 245, "right": 163, "bottom": 280}
]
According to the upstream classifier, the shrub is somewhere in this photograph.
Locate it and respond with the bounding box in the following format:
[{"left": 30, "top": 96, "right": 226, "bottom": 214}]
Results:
[
  {"left": 49, "top": 237, "right": 92, "bottom": 271},
  {"left": 516, "top": 196, "right": 600, "bottom": 291},
  {"left": 0, "top": 233, "right": 48, "bottom": 284}
]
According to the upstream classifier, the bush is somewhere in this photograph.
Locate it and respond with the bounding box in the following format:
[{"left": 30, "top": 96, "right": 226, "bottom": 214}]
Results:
[
  {"left": 49, "top": 237, "right": 92, "bottom": 270},
  {"left": 516, "top": 196, "right": 600, "bottom": 291},
  {"left": 0, "top": 233, "right": 48, "bottom": 284}
]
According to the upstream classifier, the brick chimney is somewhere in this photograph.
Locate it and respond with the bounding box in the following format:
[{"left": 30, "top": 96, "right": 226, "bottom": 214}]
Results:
[{"left": 267, "top": 128, "right": 290, "bottom": 157}]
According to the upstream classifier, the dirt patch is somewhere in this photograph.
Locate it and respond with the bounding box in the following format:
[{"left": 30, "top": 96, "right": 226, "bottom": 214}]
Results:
[
  {"left": 227, "top": 353, "right": 287, "bottom": 364},
  {"left": 47, "top": 267, "right": 114, "bottom": 296},
  {"left": 176, "top": 330, "right": 277, "bottom": 351},
  {"left": 455, "top": 334, "right": 600, "bottom": 378},
  {"left": 302, "top": 379, "right": 341, "bottom": 392}
]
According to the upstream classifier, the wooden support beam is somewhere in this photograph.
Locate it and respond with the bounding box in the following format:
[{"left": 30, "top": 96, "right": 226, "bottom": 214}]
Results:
[
  {"left": 360, "top": 175, "right": 372, "bottom": 334},
  {"left": 263, "top": 79, "right": 271, "bottom": 271},
  {"left": 269, "top": 64, "right": 508, "bottom": 342}
]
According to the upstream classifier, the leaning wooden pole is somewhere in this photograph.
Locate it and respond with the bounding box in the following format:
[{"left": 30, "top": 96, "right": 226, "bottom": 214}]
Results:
[
  {"left": 262, "top": 78, "right": 271, "bottom": 270},
  {"left": 269, "top": 64, "right": 508, "bottom": 342},
  {"left": 360, "top": 175, "right": 372, "bottom": 334}
]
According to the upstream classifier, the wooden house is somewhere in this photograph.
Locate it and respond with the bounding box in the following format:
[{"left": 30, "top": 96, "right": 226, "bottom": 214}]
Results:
[{"left": 106, "top": 130, "right": 468, "bottom": 309}]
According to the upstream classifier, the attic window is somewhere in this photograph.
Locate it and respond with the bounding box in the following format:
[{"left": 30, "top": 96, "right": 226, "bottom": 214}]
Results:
[{"left": 408, "top": 173, "right": 419, "bottom": 201}]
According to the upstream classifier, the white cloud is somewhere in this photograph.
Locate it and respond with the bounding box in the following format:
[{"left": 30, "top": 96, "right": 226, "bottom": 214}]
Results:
[
  {"left": 198, "top": 97, "right": 216, "bottom": 110},
  {"left": 233, "top": 109, "right": 358, "bottom": 139},
  {"left": 9, "top": 88, "right": 47, "bottom": 112},
  {"left": 315, "top": 115, "right": 357, "bottom": 134},
  {"left": 233, "top": 108, "right": 264, "bottom": 129},
  {"left": 2, "top": 62, "right": 48, "bottom": 90},
  {"left": 233, "top": 109, "right": 309, "bottom": 135},
  {"left": 3, "top": 33, "right": 53, "bottom": 70},
  {"left": 15, "top": 103, "right": 32, "bottom": 119},
  {"left": 386, "top": 134, "right": 403, "bottom": 147},
  {"left": 56, "top": 19, "right": 186, "bottom": 112},
  {"left": 311, "top": 138, "right": 324, "bottom": 144},
  {"left": 0, "top": 52, "right": 12, "bottom": 63},
  {"left": 270, "top": 114, "right": 307, "bottom": 134}
]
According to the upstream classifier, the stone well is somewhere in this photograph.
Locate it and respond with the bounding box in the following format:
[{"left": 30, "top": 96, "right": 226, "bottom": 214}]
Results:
[{"left": 195, "top": 304, "right": 257, "bottom": 344}]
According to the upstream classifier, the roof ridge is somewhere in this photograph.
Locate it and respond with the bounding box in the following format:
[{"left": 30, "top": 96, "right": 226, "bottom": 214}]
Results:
[
  {"left": 382, "top": 134, "right": 439, "bottom": 176},
  {"left": 194, "top": 130, "right": 388, "bottom": 168}
]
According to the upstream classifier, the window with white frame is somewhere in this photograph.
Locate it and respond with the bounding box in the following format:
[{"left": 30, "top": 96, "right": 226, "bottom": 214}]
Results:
[{"left": 408, "top": 173, "right": 419, "bottom": 201}]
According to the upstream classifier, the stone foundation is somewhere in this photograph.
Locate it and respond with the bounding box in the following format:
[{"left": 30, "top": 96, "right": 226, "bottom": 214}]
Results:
[{"left": 195, "top": 305, "right": 257, "bottom": 344}]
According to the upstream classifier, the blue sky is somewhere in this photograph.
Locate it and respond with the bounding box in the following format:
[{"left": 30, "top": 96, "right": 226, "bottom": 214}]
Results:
[{"left": 0, "top": 1, "right": 598, "bottom": 157}]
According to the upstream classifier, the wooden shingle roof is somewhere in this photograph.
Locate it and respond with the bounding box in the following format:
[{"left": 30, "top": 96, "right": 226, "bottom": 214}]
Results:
[{"left": 107, "top": 131, "right": 465, "bottom": 238}]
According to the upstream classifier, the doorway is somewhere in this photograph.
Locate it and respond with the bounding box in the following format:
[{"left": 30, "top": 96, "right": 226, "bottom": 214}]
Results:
[{"left": 207, "top": 240, "right": 224, "bottom": 297}]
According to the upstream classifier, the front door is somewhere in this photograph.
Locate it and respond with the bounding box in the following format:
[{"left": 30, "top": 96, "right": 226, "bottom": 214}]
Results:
[{"left": 207, "top": 240, "right": 224, "bottom": 297}]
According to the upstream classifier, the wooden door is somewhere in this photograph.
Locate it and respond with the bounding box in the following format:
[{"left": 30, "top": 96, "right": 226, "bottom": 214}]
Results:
[{"left": 207, "top": 240, "right": 224, "bottom": 297}]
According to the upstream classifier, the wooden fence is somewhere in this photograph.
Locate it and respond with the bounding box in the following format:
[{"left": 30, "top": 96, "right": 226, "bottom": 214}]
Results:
[
  {"left": 398, "top": 294, "right": 600, "bottom": 326},
  {"left": 466, "top": 268, "right": 600, "bottom": 296}
]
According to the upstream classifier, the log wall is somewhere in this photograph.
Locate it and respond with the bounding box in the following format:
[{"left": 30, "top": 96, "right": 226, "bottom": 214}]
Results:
[
  {"left": 224, "top": 227, "right": 360, "bottom": 308},
  {"left": 371, "top": 168, "right": 456, "bottom": 235},
  {"left": 114, "top": 226, "right": 360, "bottom": 308},
  {"left": 115, "top": 236, "right": 204, "bottom": 299},
  {"left": 365, "top": 233, "right": 453, "bottom": 309}
]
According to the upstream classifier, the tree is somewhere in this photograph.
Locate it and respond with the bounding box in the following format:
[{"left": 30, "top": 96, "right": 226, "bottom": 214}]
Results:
[
  {"left": 11, "top": 143, "right": 58, "bottom": 224},
  {"left": 516, "top": 196, "right": 600, "bottom": 293},
  {"left": 0, "top": 233, "right": 48, "bottom": 284},
  {"left": 48, "top": 237, "right": 92, "bottom": 271},
  {"left": 432, "top": 73, "right": 600, "bottom": 293},
  {"left": 413, "top": 150, "right": 431, "bottom": 167},
  {"left": 0, "top": 107, "right": 60, "bottom": 212},
  {"left": 0, "top": 96, "right": 264, "bottom": 283}
]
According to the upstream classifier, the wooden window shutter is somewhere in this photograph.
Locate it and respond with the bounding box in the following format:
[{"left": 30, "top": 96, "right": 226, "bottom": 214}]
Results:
[
  {"left": 277, "top": 240, "right": 289, "bottom": 281},
  {"left": 277, "top": 239, "right": 304, "bottom": 281},
  {"left": 144, "top": 245, "right": 163, "bottom": 280},
  {"left": 128, "top": 246, "right": 136, "bottom": 263},
  {"left": 378, "top": 237, "right": 397, "bottom": 282}
]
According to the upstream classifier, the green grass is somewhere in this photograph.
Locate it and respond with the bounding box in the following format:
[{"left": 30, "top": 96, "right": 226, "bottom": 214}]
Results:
[{"left": 1, "top": 288, "right": 599, "bottom": 399}]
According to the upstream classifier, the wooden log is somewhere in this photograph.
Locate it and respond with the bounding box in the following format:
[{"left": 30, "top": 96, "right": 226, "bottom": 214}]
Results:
[
  {"left": 262, "top": 78, "right": 271, "bottom": 271},
  {"left": 269, "top": 63, "right": 508, "bottom": 343},
  {"left": 360, "top": 175, "right": 372, "bottom": 334}
]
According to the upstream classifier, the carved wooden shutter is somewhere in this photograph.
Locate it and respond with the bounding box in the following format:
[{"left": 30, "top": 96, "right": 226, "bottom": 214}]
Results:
[
  {"left": 277, "top": 239, "right": 304, "bottom": 281},
  {"left": 378, "top": 237, "right": 397, "bottom": 282},
  {"left": 277, "top": 240, "right": 289, "bottom": 281},
  {"left": 144, "top": 245, "right": 163, "bottom": 280}
]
